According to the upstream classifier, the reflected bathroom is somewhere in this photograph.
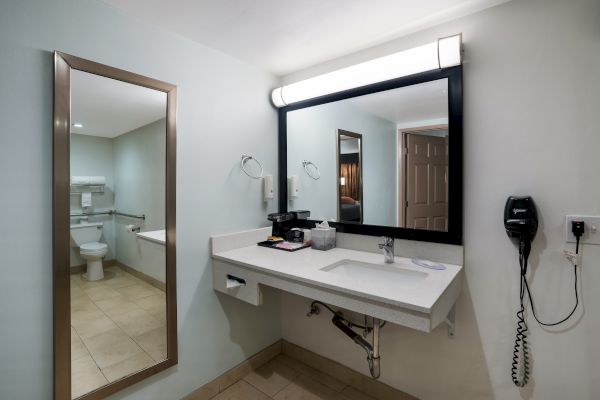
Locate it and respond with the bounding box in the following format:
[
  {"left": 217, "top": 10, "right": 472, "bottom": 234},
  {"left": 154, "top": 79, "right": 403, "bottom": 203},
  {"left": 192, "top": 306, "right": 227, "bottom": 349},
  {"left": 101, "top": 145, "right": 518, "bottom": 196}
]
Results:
[{"left": 68, "top": 70, "right": 168, "bottom": 398}]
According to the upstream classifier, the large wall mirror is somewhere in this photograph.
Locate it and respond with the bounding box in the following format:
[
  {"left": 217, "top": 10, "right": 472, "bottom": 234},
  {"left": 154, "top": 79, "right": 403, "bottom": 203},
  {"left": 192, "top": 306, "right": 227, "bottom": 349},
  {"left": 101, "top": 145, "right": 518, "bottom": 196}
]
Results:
[
  {"left": 53, "top": 52, "right": 177, "bottom": 400},
  {"left": 282, "top": 67, "right": 462, "bottom": 244}
]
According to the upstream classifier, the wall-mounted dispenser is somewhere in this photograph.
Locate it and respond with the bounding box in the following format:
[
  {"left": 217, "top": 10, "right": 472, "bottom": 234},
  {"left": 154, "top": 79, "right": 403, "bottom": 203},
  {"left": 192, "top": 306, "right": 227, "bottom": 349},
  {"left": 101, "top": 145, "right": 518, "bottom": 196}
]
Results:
[
  {"left": 289, "top": 175, "right": 300, "bottom": 198},
  {"left": 263, "top": 174, "right": 274, "bottom": 201}
]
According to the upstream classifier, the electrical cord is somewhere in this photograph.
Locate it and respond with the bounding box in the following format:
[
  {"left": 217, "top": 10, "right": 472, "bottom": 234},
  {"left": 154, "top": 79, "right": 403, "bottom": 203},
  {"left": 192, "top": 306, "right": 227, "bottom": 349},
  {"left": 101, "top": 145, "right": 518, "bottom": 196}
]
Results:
[
  {"left": 511, "top": 235, "right": 581, "bottom": 387},
  {"left": 522, "top": 237, "right": 580, "bottom": 327},
  {"left": 511, "top": 238, "right": 531, "bottom": 387}
]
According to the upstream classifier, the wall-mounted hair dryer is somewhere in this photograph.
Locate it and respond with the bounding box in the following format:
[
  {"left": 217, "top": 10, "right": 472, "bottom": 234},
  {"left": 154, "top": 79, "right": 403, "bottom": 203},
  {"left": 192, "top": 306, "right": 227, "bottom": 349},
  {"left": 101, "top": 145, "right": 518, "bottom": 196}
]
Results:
[
  {"left": 504, "top": 196, "right": 538, "bottom": 241},
  {"left": 504, "top": 196, "right": 581, "bottom": 388},
  {"left": 504, "top": 196, "right": 538, "bottom": 266}
]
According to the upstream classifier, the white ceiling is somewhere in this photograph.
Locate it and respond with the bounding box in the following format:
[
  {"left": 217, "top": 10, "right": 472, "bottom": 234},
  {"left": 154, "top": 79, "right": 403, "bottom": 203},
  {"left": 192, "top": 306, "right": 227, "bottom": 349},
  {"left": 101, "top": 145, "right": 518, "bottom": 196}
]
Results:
[
  {"left": 71, "top": 69, "right": 166, "bottom": 138},
  {"left": 101, "top": 0, "right": 510, "bottom": 76},
  {"left": 345, "top": 78, "right": 448, "bottom": 125}
]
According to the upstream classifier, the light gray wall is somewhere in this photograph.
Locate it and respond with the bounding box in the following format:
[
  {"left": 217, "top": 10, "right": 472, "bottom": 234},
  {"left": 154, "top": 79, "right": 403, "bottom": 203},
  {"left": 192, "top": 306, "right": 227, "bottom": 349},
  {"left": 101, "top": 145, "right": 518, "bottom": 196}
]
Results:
[
  {"left": 114, "top": 119, "right": 166, "bottom": 281},
  {"left": 281, "top": 0, "right": 600, "bottom": 399},
  {"left": 0, "top": 1, "right": 281, "bottom": 399},
  {"left": 70, "top": 133, "right": 117, "bottom": 265},
  {"left": 287, "top": 101, "right": 397, "bottom": 225}
]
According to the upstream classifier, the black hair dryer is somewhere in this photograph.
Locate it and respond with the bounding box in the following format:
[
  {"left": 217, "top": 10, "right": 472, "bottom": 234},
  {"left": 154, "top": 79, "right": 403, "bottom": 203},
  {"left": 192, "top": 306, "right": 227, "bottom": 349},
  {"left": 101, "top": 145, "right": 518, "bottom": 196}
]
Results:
[{"left": 504, "top": 196, "right": 538, "bottom": 251}]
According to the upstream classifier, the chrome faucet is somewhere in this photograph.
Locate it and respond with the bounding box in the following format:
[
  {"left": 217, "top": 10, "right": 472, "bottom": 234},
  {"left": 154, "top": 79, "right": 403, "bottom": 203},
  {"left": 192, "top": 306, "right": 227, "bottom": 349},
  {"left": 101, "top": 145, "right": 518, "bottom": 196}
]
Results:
[{"left": 378, "top": 236, "right": 394, "bottom": 263}]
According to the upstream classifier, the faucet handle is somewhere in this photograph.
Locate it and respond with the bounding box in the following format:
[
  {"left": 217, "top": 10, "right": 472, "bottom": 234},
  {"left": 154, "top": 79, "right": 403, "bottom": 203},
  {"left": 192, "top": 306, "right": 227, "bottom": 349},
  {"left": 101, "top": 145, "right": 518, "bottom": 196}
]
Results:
[{"left": 378, "top": 236, "right": 394, "bottom": 248}]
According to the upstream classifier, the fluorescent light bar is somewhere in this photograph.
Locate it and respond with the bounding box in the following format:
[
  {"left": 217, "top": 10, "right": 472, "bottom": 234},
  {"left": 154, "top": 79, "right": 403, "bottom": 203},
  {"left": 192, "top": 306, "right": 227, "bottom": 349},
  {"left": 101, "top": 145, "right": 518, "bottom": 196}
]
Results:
[{"left": 271, "top": 34, "right": 462, "bottom": 108}]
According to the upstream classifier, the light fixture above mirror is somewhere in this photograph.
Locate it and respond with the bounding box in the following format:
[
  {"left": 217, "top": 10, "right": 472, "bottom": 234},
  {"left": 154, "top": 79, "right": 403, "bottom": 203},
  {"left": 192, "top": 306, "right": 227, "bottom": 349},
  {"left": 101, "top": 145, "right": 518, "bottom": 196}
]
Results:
[{"left": 271, "top": 34, "right": 462, "bottom": 107}]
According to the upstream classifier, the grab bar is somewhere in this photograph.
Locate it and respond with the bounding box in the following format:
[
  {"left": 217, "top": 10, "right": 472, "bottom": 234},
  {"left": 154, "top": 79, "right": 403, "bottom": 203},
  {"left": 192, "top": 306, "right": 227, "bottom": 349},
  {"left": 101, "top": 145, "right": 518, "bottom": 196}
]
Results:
[
  {"left": 70, "top": 210, "right": 146, "bottom": 221},
  {"left": 114, "top": 211, "right": 146, "bottom": 220}
]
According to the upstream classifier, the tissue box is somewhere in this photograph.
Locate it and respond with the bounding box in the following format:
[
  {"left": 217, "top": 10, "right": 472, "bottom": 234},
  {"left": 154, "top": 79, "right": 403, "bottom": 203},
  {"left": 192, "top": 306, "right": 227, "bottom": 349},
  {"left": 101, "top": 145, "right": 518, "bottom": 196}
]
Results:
[{"left": 311, "top": 227, "right": 336, "bottom": 250}]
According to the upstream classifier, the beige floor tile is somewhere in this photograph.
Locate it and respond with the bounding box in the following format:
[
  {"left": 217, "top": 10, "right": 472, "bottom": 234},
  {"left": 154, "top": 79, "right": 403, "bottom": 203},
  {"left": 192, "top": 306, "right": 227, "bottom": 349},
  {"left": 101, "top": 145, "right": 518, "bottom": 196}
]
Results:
[
  {"left": 273, "top": 375, "right": 346, "bottom": 400},
  {"left": 72, "top": 314, "right": 118, "bottom": 339},
  {"left": 243, "top": 358, "right": 300, "bottom": 397},
  {"left": 133, "top": 293, "right": 166, "bottom": 314},
  {"left": 94, "top": 296, "right": 144, "bottom": 318},
  {"left": 111, "top": 308, "right": 164, "bottom": 337},
  {"left": 105, "top": 266, "right": 125, "bottom": 276},
  {"left": 116, "top": 283, "right": 160, "bottom": 300},
  {"left": 70, "top": 285, "right": 86, "bottom": 300},
  {"left": 71, "top": 353, "right": 108, "bottom": 399},
  {"left": 101, "top": 351, "right": 156, "bottom": 382},
  {"left": 150, "top": 310, "right": 167, "bottom": 325},
  {"left": 275, "top": 354, "right": 318, "bottom": 377},
  {"left": 214, "top": 380, "right": 271, "bottom": 400},
  {"left": 184, "top": 379, "right": 220, "bottom": 400},
  {"left": 71, "top": 328, "right": 90, "bottom": 361},
  {"left": 70, "top": 274, "right": 82, "bottom": 287},
  {"left": 76, "top": 277, "right": 107, "bottom": 290},
  {"left": 83, "top": 327, "right": 144, "bottom": 369},
  {"left": 309, "top": 370, "right": 347, "bottom": 393},
  {"left": 133, "top": 326, "right": 167, "bottom": 362},
  {"left": 71, "top": 297, "right": 100, "bottom": 313},
  {"left": 103, "top": 275, "right": 139, "bottom": 289},
  {"left": 83, "top": 286, "right": 122, "bottom": 302},
  {"left": 340, "top": 387, "right": 376, "bottom": 400},
  {"left": 71, "top": 307, "right": 104, "bottom": 324}
]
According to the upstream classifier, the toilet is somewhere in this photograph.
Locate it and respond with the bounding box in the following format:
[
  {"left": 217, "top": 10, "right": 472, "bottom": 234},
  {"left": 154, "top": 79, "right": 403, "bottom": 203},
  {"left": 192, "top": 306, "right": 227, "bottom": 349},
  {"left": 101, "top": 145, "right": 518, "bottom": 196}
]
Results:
[{"left": 70, "top": 222, "right": 108, "bottom": 281}]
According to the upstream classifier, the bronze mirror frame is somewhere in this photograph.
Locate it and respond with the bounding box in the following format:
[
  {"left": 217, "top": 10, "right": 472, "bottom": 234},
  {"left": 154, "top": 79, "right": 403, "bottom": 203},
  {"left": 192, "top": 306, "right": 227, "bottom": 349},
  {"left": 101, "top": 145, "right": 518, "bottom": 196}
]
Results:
[
  {"left": 53, "top": 51, "right": 177, "bottom": 400},
  {"left": 336, "top": 129, "right": 363, "bottom": 224}
]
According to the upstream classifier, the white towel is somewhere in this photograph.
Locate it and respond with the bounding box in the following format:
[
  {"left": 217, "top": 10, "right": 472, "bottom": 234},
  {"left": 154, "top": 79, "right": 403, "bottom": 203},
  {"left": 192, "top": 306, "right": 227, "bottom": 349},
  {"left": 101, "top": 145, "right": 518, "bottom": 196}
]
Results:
[
  {"left": 88, "top": 176, "right": 106, "bottom": 185},
  {"left": 81, "top": 192, "right": 92, "bottom": 208},
  {"left": 71, "top": 176, "right": 90, "bottom": 185},
  {"left": 71, "top": 176, "right": 106, "bottom": 185}
]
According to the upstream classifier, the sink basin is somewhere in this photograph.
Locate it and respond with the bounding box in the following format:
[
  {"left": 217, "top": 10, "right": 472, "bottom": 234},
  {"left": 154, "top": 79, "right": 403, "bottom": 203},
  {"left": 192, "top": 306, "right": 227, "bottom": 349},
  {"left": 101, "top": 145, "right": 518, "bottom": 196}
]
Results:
[{"left": 321, "top": 259, "right": 428, "bottom": 287}]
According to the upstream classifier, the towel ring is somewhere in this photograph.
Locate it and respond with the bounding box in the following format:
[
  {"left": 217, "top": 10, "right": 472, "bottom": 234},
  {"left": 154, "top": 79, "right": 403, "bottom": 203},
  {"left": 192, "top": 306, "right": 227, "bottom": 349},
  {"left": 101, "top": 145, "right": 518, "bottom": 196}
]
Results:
[
  {"left": 241, "top": 155, "right": 263, "bottom": 179},
  {"left": 302, "top": 160, "right": 321, "bottom": 180}
]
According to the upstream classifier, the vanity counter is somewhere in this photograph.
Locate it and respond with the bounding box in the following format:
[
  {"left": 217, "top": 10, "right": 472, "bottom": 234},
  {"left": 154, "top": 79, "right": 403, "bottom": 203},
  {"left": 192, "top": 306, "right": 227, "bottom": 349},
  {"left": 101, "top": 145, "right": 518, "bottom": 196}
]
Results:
[
  {"left": 213, "top": 244, "right": 461, "bottom": 314},
  {"left": 211, "top": 228, "right": 463, "bottom": 332}
]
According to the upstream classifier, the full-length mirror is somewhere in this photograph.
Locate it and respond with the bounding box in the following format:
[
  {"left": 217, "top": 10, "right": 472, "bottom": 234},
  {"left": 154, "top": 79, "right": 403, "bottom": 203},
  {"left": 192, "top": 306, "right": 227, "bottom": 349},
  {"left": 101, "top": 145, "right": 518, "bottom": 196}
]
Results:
[
  {"left": 54, "top": 53, "right": 177, "bottom": 400},
  {"left": 337, "top": 130, "right": 363, "bottom": 223},
  {"left": 283, "top": 67, "right": 462, "bottom": 244}
]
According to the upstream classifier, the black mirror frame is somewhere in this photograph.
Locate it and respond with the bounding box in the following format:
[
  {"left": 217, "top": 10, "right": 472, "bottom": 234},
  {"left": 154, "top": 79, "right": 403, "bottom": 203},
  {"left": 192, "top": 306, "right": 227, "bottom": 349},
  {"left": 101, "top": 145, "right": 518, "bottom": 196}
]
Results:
[{"left": 278, "top": 66, "right": 463, "bottom": 245}]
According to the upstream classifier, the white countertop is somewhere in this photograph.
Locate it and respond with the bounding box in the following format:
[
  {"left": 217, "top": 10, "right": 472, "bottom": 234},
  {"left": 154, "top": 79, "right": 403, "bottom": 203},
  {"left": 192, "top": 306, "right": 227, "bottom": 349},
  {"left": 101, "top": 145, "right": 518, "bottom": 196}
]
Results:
[
  {"left": 136, "top": 229, "right": 166, "bottom": 245},
  {"left": 213, "top": 245, "right": 462, "bottom": 313}
]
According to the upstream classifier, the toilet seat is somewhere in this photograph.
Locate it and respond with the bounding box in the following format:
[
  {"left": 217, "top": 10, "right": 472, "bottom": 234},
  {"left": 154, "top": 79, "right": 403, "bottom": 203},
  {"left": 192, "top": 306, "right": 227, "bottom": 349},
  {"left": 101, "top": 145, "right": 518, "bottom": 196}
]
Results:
[{"left": 80, "top": 242, "right": 108, "bottom": 256}]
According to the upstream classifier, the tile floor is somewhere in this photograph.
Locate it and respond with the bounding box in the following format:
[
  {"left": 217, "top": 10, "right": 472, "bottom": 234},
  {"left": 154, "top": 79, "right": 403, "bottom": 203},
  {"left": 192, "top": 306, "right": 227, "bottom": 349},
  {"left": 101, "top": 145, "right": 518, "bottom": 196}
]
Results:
[
  {"left": 211, "top": 354, "right": 377, "bottom": 400},
  {"left": 70, "top": 266, "right": 167, "bottom": 399}
]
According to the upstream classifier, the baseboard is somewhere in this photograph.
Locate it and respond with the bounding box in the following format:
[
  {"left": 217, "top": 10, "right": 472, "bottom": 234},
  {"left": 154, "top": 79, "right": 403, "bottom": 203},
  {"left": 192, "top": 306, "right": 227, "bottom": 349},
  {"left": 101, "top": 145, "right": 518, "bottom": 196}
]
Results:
[
  {"left": 115, "top": 261, "right": 166, "bottom": 292},
  {"left": 182, "top": 341, "right": 282, "bottom": 400},
  {"left": 281, "top": 340, "right": 416, "bottom": 400},
  {"left": 70, "top": 259, "right": 116, "bottom": 275}
]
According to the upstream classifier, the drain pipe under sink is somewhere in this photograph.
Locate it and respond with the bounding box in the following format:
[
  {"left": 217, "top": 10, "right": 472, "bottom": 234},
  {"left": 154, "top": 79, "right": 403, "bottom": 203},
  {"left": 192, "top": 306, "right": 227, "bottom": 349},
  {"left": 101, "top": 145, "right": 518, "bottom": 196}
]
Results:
[{"left": 331, "top": 314, "right": 381, "bottom": 379}]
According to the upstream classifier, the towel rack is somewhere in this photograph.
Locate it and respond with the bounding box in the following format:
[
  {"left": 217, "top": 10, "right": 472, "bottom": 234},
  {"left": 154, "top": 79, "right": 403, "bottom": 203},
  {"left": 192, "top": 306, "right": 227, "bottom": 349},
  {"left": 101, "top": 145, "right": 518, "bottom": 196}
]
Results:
[
  {"left": 70, "top": 184, "right": 105, "bottom": 194},
  {"left": 241, "top": 154, "right": 263, "bottom": 179},
  {"left": 302, "top": 160, "right": 321, "bottom": 180}
]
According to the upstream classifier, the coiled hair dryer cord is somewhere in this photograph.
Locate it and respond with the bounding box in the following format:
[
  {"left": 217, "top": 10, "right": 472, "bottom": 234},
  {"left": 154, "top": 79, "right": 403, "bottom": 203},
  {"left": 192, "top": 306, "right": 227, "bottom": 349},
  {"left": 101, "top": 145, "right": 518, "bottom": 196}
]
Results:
[{"left": 511, "top": 236, "right": 581, "bottom": 387}]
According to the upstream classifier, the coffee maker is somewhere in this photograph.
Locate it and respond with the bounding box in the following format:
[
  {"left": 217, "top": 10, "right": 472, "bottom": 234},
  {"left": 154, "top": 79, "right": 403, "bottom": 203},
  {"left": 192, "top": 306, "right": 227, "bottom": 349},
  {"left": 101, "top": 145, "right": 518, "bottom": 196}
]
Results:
[{"left": 267, "top": 210, "right": 311, "bottom": 238}]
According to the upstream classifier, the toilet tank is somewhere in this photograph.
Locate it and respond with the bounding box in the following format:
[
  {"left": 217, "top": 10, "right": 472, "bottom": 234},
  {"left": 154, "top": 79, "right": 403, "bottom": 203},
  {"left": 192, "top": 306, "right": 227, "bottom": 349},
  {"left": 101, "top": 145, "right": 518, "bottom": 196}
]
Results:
[{"left": 70, "top": 222, "right": 103, "bottom": 246}]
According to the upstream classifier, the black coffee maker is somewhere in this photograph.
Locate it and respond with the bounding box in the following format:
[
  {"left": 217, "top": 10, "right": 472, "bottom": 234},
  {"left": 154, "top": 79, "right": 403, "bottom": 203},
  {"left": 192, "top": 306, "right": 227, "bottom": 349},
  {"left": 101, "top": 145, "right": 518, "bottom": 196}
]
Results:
[
  {"left": 268, "top": 212, "right": 295, "bottom": 238},
  {"left": 268, "top": 210, "right": 311, "bottom": 238}
]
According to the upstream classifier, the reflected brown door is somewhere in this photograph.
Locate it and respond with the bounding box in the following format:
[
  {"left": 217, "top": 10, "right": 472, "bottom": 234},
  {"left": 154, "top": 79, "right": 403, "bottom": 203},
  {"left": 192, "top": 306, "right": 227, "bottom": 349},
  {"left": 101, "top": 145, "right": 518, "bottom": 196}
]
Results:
[{"left": 404, "top": 133, "right": 448, "bottom": 231}]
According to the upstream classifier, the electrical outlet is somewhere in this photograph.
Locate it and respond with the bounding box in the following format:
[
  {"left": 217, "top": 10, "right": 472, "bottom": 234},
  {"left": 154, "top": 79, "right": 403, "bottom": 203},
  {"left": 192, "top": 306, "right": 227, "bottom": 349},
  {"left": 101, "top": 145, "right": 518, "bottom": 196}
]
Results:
[{"left": 565, "top": 215, "right": 600, "bottom": 244}]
